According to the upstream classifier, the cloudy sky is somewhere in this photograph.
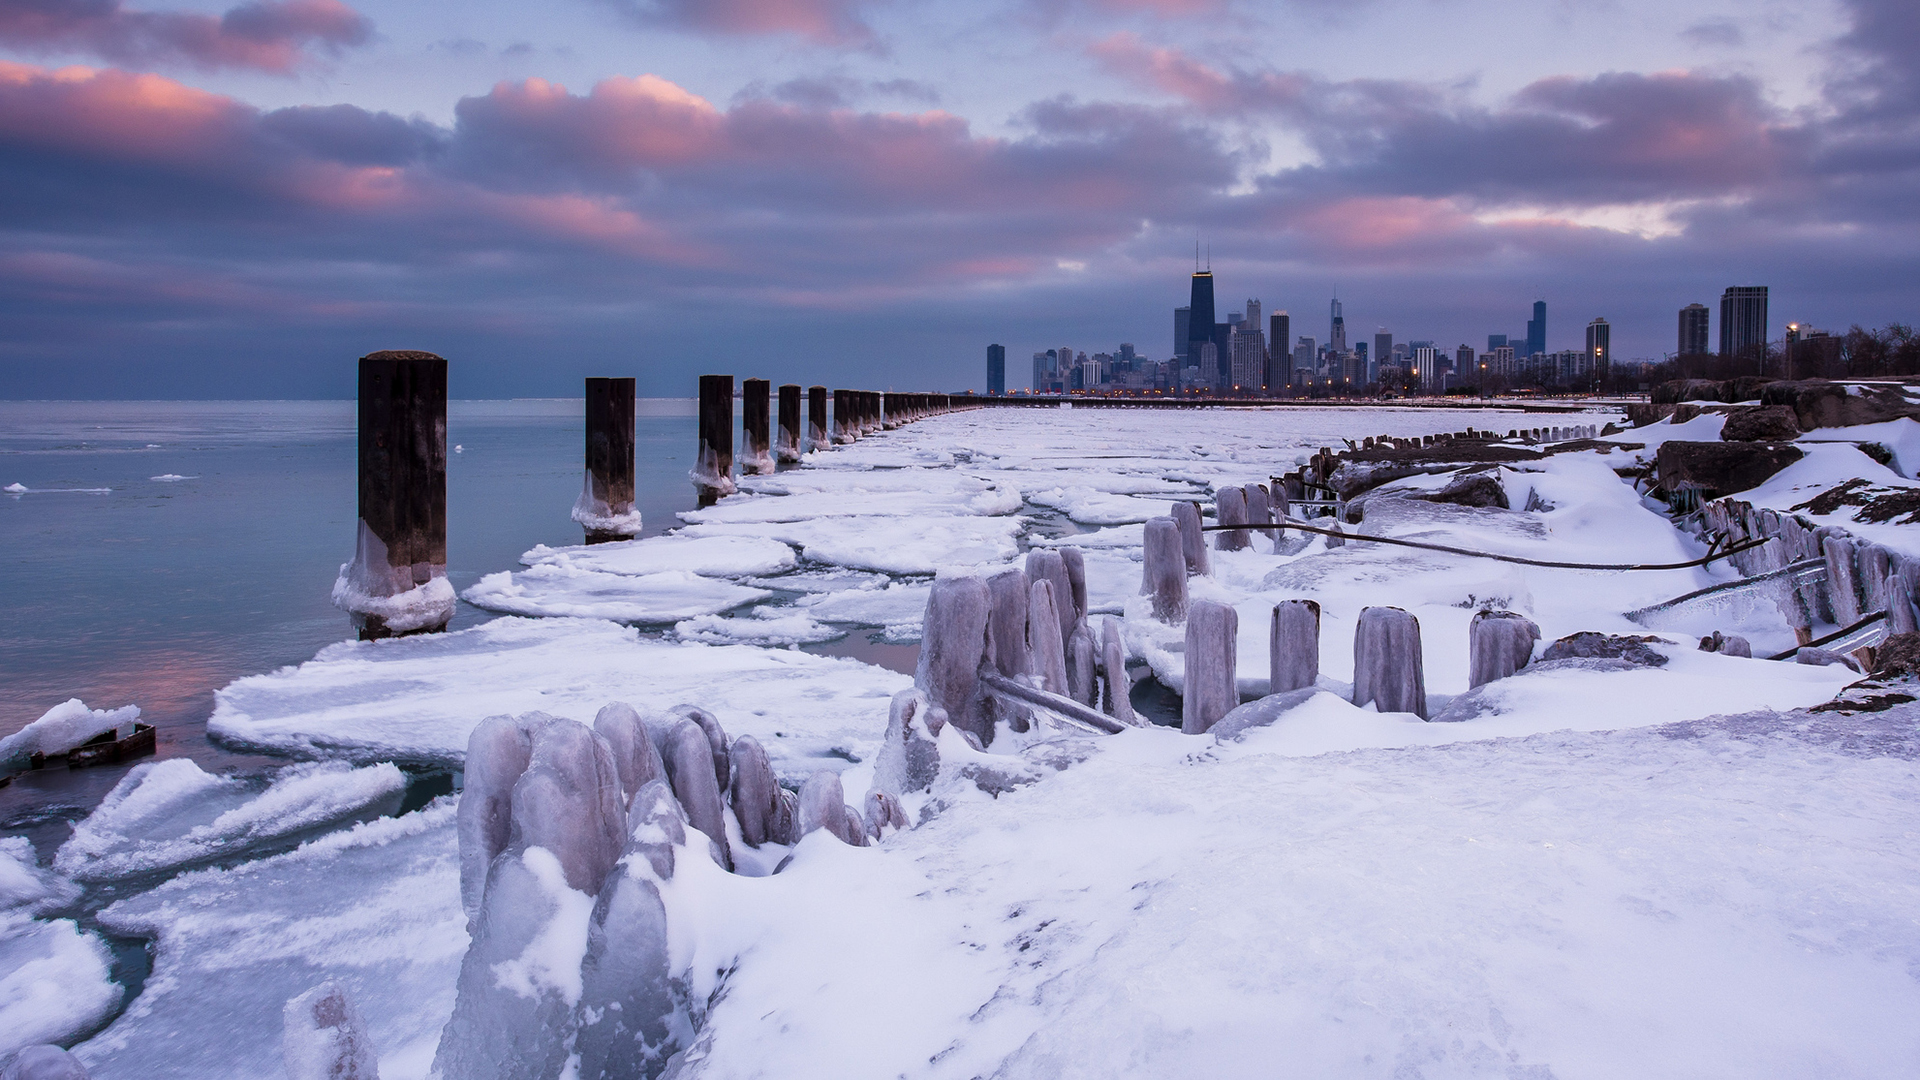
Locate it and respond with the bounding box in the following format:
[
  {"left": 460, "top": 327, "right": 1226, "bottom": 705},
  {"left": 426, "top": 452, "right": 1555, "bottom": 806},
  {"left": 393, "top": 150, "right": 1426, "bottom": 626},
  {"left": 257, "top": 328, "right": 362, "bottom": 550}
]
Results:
[{"left": 0, "top": 0, "right": 1913, "bottom": 397}]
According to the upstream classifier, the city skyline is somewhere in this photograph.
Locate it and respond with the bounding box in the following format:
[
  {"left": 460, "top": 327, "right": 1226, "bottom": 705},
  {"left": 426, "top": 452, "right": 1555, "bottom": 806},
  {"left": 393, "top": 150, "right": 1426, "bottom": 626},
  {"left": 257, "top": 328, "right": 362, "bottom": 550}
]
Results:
[{"left": 0, "top": 0, "right": 1914, "bottom": 397}]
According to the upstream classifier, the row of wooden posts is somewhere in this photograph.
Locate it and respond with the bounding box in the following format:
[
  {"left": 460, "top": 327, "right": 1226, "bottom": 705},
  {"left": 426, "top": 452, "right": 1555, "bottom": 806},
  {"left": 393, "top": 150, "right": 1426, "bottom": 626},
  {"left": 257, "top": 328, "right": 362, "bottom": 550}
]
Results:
[{"left": 338, "top": 352, "right": 968, "bottom": 638}]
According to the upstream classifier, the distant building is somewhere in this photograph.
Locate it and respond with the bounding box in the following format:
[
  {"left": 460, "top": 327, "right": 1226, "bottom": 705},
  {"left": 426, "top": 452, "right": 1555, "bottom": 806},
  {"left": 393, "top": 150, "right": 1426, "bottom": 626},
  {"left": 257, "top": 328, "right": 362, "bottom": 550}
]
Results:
[
  {"left": 1585, "top": 318, "right": 1611, "bottom": 384},
  {"left": 1269, "top": 312, "right": 1291, "bottom": 390},
  {"left": 1187, "top": 270, "right": 1219, "bottom": 379},
  {"left": 1455, "top": 344, "right": 1475, "bottom": 378},
  {"left": 1412, "top": 344, "right": 1438, "bottom": 390},
  {"left": 1678, "top": 303, "right": 1710, "bottom": 356},
  {"left": 1174, "top": 306, "right": 1191, "bottom": 359},
  {"left": 1229, "top": 325, "right": 1265, "bottom": 390},
  {"left": 1294, "top": 337, "right": 1316, "bottom": 387},
  {"left": 1526, "top": 300, "right": 1547, "bottom": 358},
  {"left": 1374, "top": 330, "right": 1392, "bottom": 380},
  {"left": 1330, "top": 297, "right": 1347, "bottom": 353},
  {"left": 987, "top": 344, "right": 1005, "bottom": 395},
  {"left": 1719, "top": 286, "right": 1768, "bottom": 361},
  {"left": 1488, "top": 333, "right": 1508, "bottom": 353}
]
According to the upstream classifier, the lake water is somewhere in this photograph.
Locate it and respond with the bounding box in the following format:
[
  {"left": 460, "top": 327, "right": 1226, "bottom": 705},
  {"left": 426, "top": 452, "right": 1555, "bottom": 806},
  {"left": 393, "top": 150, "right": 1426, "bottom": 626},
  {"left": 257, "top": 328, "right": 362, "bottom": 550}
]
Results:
[{"left": 0, "top": 399, "right": 713, "bottom": 821}]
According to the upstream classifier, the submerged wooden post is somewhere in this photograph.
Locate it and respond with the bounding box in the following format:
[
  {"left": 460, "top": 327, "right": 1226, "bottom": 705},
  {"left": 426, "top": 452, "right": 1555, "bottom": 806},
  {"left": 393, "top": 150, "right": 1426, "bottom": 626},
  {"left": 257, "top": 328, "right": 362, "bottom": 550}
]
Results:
[
  {"left": 338, "top": 350, "right": 450, "bottom": 641},
  {"left": 693, "top": 374, "right": 735, "bottom": 505},
  {"left": 777, "top": 383, "right": 803, "bottom": 462},
  {"left": 808, "top": 385, "right": 828, "bottom": 450},
  {"left": 576, "top": 376, "right": 639, "bottom": 544},
  {"left": 741, "top": 378, "right": 773, "bottom": 475}
]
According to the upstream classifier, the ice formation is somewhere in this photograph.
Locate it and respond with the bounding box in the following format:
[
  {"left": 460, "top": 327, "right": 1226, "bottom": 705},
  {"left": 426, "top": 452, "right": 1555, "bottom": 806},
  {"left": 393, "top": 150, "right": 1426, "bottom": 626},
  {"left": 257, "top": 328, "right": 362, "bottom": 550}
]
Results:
[
  {"left": 1269, "top": 599, "right": 1321, "bottom": 694},
  {"left": 727, "top": 735, "right": 779, "bottom": 848},
  {"left": 570, "top": 469, "right": 642, "bottom": 538},
  {"left": 0, "top": 1046, "right": 92, "bottom": 1080},
  {"left": 1099, "top": 618, "right": 1136, "bottom": 726},
  {"left": 1352, "top": 606, "right": 1428, "bottom": 719},
  {"left": 664, "top": 720, "right": 733, "bottom": 871},
  {"left": 1467, "top": 610, "right": 1540, "bottom": 689},
  {"left": 1027, "top": 579, "right": 1070, "bottom": 702},
  {"left": 0, "top": 839, "right": 76, "bottom": 915},
  {"left": 282, "top": 979, "right": 381, "bottom": 1080},
  {"left": 0, "top": 915, "right": 118, "bottom": 1059},
  {"left": 462, "top": 565, "right": 771, "bottom": 624},
  {"left": 332, "top": 522, "right": 454, "bottom": 633},
  {"left": 915, "top": 576, "right": 993, "bottom": 743},
  {"left": 522, "top": 535, "right": 796, "bottom": 579},
  {"left": 1214, "top": 485, "right": 1249, "bottom": 551},
  {"left": 1139, "top": 517, "right": 1187, "bottom": 623},
  {"left": 1171, "top": 500, "right": 1210, "bottom": 575},
  {"left": 798, "top": 771, "right": 863, "bottom": 846},
  {"left": 1181, "top": 600, "right": 1239, "bottom": 734},
  {"left": 0, "top": 700, "right": 138, "bottom": 770}
]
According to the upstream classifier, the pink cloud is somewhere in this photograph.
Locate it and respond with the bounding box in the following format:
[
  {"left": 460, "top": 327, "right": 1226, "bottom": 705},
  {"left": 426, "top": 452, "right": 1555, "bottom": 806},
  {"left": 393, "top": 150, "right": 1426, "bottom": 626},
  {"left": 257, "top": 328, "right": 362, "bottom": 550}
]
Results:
[
  {"left": 0, "top": 0, "right": 372, "bottom": 74},
  {"left": 599, "top": 0, "right": 877, "bottom": 48}
]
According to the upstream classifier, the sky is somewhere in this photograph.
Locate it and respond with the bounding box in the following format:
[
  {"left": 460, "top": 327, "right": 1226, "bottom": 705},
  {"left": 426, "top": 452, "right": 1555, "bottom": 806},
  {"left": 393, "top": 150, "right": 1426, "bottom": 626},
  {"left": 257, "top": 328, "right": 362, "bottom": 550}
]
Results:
[{"left": 0, "top": 0, "right": 1915, "bottom": 397}]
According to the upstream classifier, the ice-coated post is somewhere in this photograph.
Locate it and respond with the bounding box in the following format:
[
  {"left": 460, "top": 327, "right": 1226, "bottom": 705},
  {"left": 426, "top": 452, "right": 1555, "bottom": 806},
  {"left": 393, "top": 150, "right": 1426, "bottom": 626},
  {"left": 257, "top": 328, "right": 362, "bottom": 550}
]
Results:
[
  {"left": 1181, "top": 600, "right": 1238, "bottom": 735},
  {"left": 808, "top": 385, "right": 828, "bottom": 450},
  {"left": 1026, "top": 549, "right": 1076, "bottom": 646},
  {"left": 577, "top": 376, "right": 639, "bottom": 545},
  {"left": 1141, "top": 516, "right": 1188, "bottom": 623},
  {"left": 1060, "top": 546, "right": 1088, "bottom": 624},
  {"left": 339, "top": 350, "right": 450, "bottom": 641},
  {"left": 1467, "top": 610, "right": 1539, "bottom": 688},
  {"left": 1215, "top": 486, "right": 1250, "bottom": 551},
  {"left": 1823, "top": 534, "right": 1862, "bottom": 626},
  {"left": 1269, "top": 599, "right": 1319, "bottom": 693},
  {"left": 693, "top": 374, "right": 735, "bottom": 505},
  {"left": 741, "top": 378, "right": 773, "bottom": 475},
  {"left": 1352, "top": 606, "right": 1426, "bottom": 719},
  {"left": 986, "top": 567, "right": 1033, "bottom": 732},
  {"left": 1028, "top": 578, "right": 1070, "bottom": 698},
  {"left": 1245, "top": 483, "right": 1273, "bottom": 540},
  {"left": 1100, "top": 617, "right": 1136, "bottom": 725},
  {"left": 1172, "top": 500, "right": 1211, "bottom": 575},
  {"left": 777, "top": 383, "right": 803, "bottom": 463},
  {"left": 916, "top": 575, "right": 994, "bottom": 744}
]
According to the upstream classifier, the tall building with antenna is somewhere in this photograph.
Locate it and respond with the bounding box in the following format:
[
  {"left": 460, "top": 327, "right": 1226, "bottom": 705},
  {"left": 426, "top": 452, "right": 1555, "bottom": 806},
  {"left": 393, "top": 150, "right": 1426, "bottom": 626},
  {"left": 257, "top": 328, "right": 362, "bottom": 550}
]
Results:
[{"left": 1330, "top": 296, "right": 1346, "bottom": 353}]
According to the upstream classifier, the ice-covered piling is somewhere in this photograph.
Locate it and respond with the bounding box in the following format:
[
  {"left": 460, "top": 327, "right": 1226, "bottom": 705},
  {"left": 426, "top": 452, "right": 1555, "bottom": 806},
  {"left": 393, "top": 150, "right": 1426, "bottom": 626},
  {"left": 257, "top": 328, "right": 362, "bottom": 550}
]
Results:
[
  {"left": 985, "top": 568, "right": 1034, "bottom": 731},
  {"left": 865, "top": 791, "right": 908, "bottom": 839},
  {"left": 693, "top": 374, "right": 735, "bottom": 505},
  {"left": 283, "top": 979, "right": 380, "bottom": 1080},
  {"left": 1245, "top": 483, "right": 1273, "bottom": 539},
  {"left": 1468, "top": 610, "right": 1539, "bottom": 688},
  {"left": 728, "top": 734, "right": 779, "bottom": 848},
  {"left": 337, "top": 350, "right": 451, "bottom": 641},
  {"left": 573, "top": 861, "right": 675, "bottom": 1080},
  {"left": 741, "top": 378, "right": 773, "bottom": 475},
  {"left": 592, "top": 702, "right": 664, "bottom": 809},
  {"left": 1172, "top": 501, "right": 1211, "bottom": 575},
  {"left": 1068, "top": 622, "right": 1097, "bottom": 705},
  {"left": 1352, "top": 607, "right": 1427, "bottom": 719},
  {"left": 873, "top": 688, "right": 945, "bottom": 796},
  {"left": 457, "top": 714, "right": 535, "bottom": 923},
  {"left": 1141, "top": 517, "right": 1188, "bottom": 623},
  {"left": 1101, "top": 617, "right": 1136, "bottom": 725},
  {"left": 1028, "top": 579, "right": 1071, "bottom": 699},
  {"left": 510, "top": 718, "right": 629, "bottom": 895},
  {"left": 832, "top": 389, "right": 856, "bottom": 444},
  {"left": 664, "top": 720, "right": 733, "bottom": 871},
  {"left": 1824, "top": 533, "right": 1863, "bottom": 626},
  {"left": 1215, "top": 486, "right": 1250, "bottom": 551},
  {"left": 798, "top": 771, "right": 864, "bottom": 845},
  {"left": 916, "top": 575, "right": 994, "bottom": 743},
  {"left": 1181, "top": 600, "right": 1239, "bottom": 735},
  {"left": 1026, "top": 550, "right": 1077, "bottom": 646},
  {"left": 807, "top": 385, "right": 828, "bottom": 450},
  {"left": 577, "top": 377, "right": 639, "bottom": 544},
  {"left": 1060, "top": 547, "right": 1089, "bottom": 624},
  {"left": 1270, "top": 599, "right": 1320, "bottom": 693},
  {"left": 777, "top": 383, "right": 803, "bottom": 463}
]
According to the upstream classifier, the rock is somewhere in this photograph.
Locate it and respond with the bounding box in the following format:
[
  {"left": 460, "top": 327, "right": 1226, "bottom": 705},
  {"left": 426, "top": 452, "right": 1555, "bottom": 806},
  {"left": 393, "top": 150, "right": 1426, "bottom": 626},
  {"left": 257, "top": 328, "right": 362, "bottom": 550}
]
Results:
[
  {"left": 1351, "top": 606, "right": 1427, "bottom": 719},
  {"left": 1414, "top": 471, "right": 1508, "bottom": 510},
  {"left": 0, "top": 1047, "right": 91, "bottom": 1080},
  {"left": 1214, "top": 486, "right": 1250, "bottom": 550},
  {"left": 1795, "top": 647, "right": 1865, "bottom": 673},
  {"left": 1723, "top": 376, "right": 1775, "bottom": 403},
  {"left": 1468, "top": 610, "right": 1539, "bottom": 688},
  {"left": 1028, "top": 579, "right": 1071, "bottom": 698},
  {"left": 1871, "top": 632, "right": 1920, "bottom": 678},
  {"left": 1140, "top": 517, "right": 1189, "bottom": 623},
  {"left": 1697, "top": 630, "right": 1753, "bottom": 658},
  {"left": 1540, "top": 632, "right": 1668, "bottom": 667},
  {"left": 1181, "top": 600, "right": 1239, "bottom": 735},
  {"left": 727, "top": 735, "right": 778, "bottom": 848},
  {"left": 915, "top": 575, "right": 993, "bottom": 743},
  {"left": 1208, "top": 687, "right": 1323, "bottom": 741},
  {"left": 283, "top": 979, "right": 380, "bottom": 1080},
  {"left": 1324, "top": 521, "right": 1345, "bottom": 548},
  {"left": 592, "top": 702, "right": 664, "bottom": 808},
  {"left": 1172, "top": 500, "right": 1210, "bottom": 575},
  {"left": 664, "top": 720, "right": 732, "bottom": 871},
  {"left": 1269, "top": 599, "right": 1320, "bottom": 694},
  {"left": 1720, "top": 406, "right": 1800, "bottom": 442},
  {"left": 1761, "top": 379, "right": 1920, "bottom": 430},
  {"left": 1655, "top": 441, "right": 1802, "bottom": 500},
  {"left": 1652, "top": 379, "right": 1726, "bottom": 405}
]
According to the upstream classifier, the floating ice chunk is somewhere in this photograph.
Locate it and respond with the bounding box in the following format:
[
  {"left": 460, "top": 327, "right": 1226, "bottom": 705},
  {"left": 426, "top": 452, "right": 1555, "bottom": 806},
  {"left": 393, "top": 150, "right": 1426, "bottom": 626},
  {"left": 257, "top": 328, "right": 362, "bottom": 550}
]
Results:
[
  {"left": 678, "top": 515, "right": 1022, "bottom": 575},
  {"left": 679, "top": 482, "right": 1019, "bottom": 524},
  {"left": 55, "top": 759, "right": 406, "bottom": 883},
  {"left": 0, "top": 915, "right": 118, "bottom": 1059},
  {"left": 797, "top": 581, "right": 932, "bottom": 632},
  {"left": 522, "top": 535, "right": 795, "bottom": 579},
  {"left": 674, "top": 608, "right": 840, "bottom": 646},
  {"left": 1024, "top": 487, "right": 1172, "bottom": 525},
  {"left": 507, "top": 718, "right": 627, "bottom": 898},
  {"left": 1209, "top": 686, "right": 1328, "bottom": 741},
  {"left": 0, "top": 699, "right": 139, "bottom": 770},
  {"left": 0, "top": 840, "right": 76, "bottom": 915},
  {"left": 149, "top": 474, "right": 193, "bottom": 482},
  {"left": 433, "top": 847, "right": 593, "bottom": 1080},
  {"left": 573, "top": 860, "right": 679, "bottom": 1079},
  {"left": 463, "top": 566, "right": 771, "bottom": 624},
  {"left": 2, "top": 484, "right": 24, "bottom": 494},
  {"left": 282, "top": 979, "right": 381, "bottom": 1080},
  {"left": 1, "top": 1044, "right": 91, "bottom": 1079}
]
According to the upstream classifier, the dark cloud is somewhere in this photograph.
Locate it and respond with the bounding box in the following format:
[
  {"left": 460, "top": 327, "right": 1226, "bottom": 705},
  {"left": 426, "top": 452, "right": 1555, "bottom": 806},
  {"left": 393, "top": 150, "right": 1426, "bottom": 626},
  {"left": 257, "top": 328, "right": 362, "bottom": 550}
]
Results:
[
  {"left": 594, "top": 0, "right": 878, "bottom": 48},
  {"left": 1680, "top": 19, "right": 1742, "bottom": 48},
  {"left": 0, "top": 0, "right": 372, "bottom": 73}
]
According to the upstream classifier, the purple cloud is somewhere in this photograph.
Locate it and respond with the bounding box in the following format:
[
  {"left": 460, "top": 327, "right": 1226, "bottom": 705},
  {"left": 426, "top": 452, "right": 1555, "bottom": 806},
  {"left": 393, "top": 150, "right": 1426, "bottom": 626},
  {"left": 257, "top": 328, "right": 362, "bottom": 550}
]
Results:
[{"left": 0, "top": 0, "right": 372, "bottom": 73}]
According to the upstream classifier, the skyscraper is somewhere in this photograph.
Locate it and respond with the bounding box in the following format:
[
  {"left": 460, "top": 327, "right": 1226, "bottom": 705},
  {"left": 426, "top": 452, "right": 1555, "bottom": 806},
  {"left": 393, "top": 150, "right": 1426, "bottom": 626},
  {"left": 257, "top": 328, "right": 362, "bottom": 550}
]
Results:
[
  {"left": 1719, "top": 286, "right": 1768, "bottom": 361},
  {"left": 1269, "top": 311, "right": 1291, "bottom": 390},
  {"left": 1187, "top": 271, "right": 1216, "bottom": 358},
  {"left": 1174, "top": 306, "right": 1190, "bottom": 359},
  {"left": 1678, "top": 304, "right": 1710, "bottom": 356},
  {"left": 1330, "top": 296, "right": 1346, "bottom": 352},
  {"left": 987, "top": 344, "right": 1005, "bottom": 395},
  {"left": 1585, "top": 319, "right": 1610, "bottom": 384},
  {"left": 1374, "top": 330, "right": 1393, "bottom": 376},
  {"left": 1488, "top": 333, "right": 1507, "bottom": 352},
  {"left": 1525, "top": 300, "right": 1547, "bottom": 357}
]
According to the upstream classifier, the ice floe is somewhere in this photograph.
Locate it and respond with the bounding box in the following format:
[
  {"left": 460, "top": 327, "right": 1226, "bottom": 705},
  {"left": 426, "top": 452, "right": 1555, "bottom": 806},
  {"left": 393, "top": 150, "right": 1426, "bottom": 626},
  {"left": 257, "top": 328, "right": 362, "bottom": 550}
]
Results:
[
  {"left": 521, "top": 534, "right": 797, "bottom": 579},
  {"left": 462, "top": 566, "right": 771, "bottom": 623}
]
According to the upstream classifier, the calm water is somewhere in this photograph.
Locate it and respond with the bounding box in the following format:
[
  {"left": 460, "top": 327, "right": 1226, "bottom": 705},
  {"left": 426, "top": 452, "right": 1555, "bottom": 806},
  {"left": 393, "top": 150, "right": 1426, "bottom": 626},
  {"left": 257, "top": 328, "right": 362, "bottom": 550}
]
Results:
[{"left": 0, "top": 399, "right": 708, "bottom": 818}]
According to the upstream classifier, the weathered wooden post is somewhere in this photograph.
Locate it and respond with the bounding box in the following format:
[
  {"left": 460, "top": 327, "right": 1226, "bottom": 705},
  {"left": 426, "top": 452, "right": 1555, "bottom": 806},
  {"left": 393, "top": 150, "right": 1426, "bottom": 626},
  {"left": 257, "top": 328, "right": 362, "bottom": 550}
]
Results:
[
  {"left": 863, "top": 391, "right": 880, "bottom": 435},
  {"left": 693, "top": 374, "right": 735, "bottom": 505},
  {"left": 1352, "top": 606, "right": 1426, "bottom": 718},
  {"left": 336, "top": 350, "right": 451, "bottom": 641},
  {"left": 1141, "top": 516, "right": 1187, "bottom": 623},
  {"left": 1468, "top": 610, "right": 1539, "bottom": 688},
  {"left": 1270, "top": 599, "right": 1319, "bottom": 693},
  {"left": 833, "top": 389, "right": 855, "bottom": 444},
  {"left": 1182, "top": 600, "right": 1238, "bottom": 734},
  {"left": 808, "top": 385, "right": 828, "bottom": 450},
  {"left": 741, "top": 378, "right": 773, "bottom": 475},
  {"left": 576, "top": 376, "right": 639, "bottom": 545},
  {"left": 777, "top": 384, "right": 803, "bottom": 463}
]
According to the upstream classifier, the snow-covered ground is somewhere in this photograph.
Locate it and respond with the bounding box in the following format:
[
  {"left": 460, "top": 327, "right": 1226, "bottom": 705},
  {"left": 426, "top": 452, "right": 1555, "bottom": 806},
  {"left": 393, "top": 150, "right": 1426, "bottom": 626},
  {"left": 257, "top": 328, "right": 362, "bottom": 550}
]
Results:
[{"left": 9, "top": 403, "right": 1919, "bottom": 1079}]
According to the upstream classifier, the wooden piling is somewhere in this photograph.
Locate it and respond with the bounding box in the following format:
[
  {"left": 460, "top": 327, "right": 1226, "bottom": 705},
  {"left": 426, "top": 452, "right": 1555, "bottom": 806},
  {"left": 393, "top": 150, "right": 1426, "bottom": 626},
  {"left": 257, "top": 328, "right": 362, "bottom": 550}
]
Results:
[
  {"left": 694, "top": 374, "right": 735, "bottom": 504},
  {"left": 742, "top": 378, "right": 773, "bottom": 475},
  {"left": 343, "top": 350, "right": 450, "bottom": 640},
  {"left": 777, "top": 383, "right": 803, "bottom": 463},
  {"left": 808, "top": 385, "right": 828, "bottom": 450},
  {"left": 833, "top": 389, "right": 855, "bottom": 444},
  {"left": 577, "top": 376, "right": 638, "bottom": 544}
]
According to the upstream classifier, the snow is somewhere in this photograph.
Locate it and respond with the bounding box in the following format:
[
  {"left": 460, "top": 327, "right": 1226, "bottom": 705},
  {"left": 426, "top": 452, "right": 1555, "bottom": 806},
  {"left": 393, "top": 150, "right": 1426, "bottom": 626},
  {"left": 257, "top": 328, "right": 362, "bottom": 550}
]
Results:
[
  {"left": 674, "top": 608, "right": 843, "bottom": 646},
  {"left": 0, "top": 699, "right": 139, "bottom": 769},
  {"left": 0, "top": 914, "right": 119, "bottom": 1060},
  {"left": 331, "top": 573, "right": 456, "bottom": 634},
  {"left": 209, "top": 616, "right": 910, "bottom": 777},
  {"left": 55, "top": 759, "right": 407, "bottom": 883},
  {"left": 1735, "top": 443, "right": 1920, "bottom": 558},
  {"left": 678, "top": 481, "right": 1020, "bottom": 524},
  {"left": 148, "top": 474, "right": 193, "bottom": 482},
  {"left": 796, "top": 580, "right": 933, "bottom": 633},
  {"left": 1024, "top": 487, "right": 1175, "bottom": 524},
  {"left": 522, "top": 534, "right": 796, "bottom": 578},
  {"left": 1799, "top": 417, "right": 1920, "bottom": 478},
  {"left": 79, "top": 803, "right": 468, "bottom": 1080},
  {"left": 462, "top": 565, "right": 771, "bottom": 623},
  {"left": 2, "top": 483, "right": 23, "bottom": 493},
  {"left": 679, "top": 515, "right": 1024, "bottom": 575},
  {"left": 0, "top": 839, "right": 77, "bottom": 915},
  {"left": 570, "top": 469, "right": 643, "bottom": 536}
]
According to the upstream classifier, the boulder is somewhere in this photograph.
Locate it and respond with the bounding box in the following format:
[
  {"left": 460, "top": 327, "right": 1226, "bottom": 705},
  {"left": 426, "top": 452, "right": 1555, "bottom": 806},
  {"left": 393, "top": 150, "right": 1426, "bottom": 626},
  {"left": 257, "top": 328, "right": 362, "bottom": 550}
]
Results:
[
  {"left": 1722, "top": 376, "right": 1776, "bottom": 403},
  {"left": 1655, "top": 441, "right": 1802, "bottom": 499},
  {"left": 1414, "top": 472, "right": 1508, "bottom": 510},
  {"left": 1652, "top": 379, "right": 1725, "bottom": 405},
  {"left": 1540, "top": 632, "right": 1668, "bottom": 667},
  {"left": 1720, "top": 406, "right": 1800, "bottom": 442},
  {"left": 1761, "top": 379, "right": 1920, "bottom": 431},
  {"left": 1871, "top": 632, "right": 1920, "bottom": 678}
]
